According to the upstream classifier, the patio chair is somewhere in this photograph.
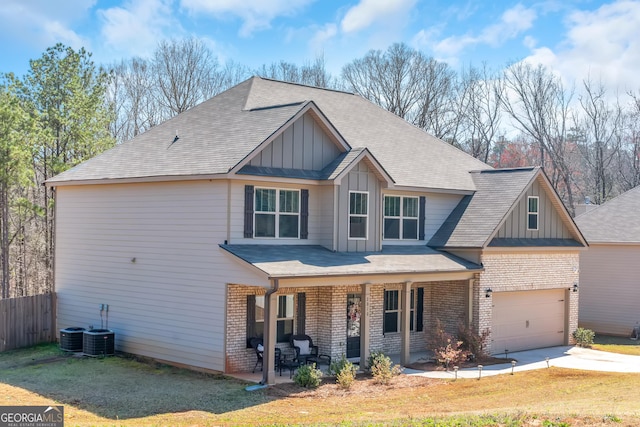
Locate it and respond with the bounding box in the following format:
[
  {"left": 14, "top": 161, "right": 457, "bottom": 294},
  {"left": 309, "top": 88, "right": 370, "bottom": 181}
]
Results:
[
  {"left": 250, "top": 337, "right": 281, "bottom": 373},
  {"left": 289, "top": 334, "right": 331, "bottom": 367}
]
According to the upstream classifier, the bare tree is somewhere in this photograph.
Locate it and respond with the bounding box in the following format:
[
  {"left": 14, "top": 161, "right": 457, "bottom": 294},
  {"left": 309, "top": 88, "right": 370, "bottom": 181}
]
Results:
[
  {"left": 456, "top": 64, "right": 504, "bottom": 162},
  {"left": 616, "top": 91, "right": 640, "bottom": 191},
  {"left": 575, "top": 78, "right": 623, "bottom": 204},
  {"left": 109, "top": 57, "right": 161, "bottom": 143},
  {"left": 153, "top": 37, "right": 224, "bottom": 115},
  {"left": 109, "top": 40, "right": 250, "bottom": 143},
  {"left": 341, "top": 43, "right": 459, "bottom": 141},
  {"left": 500, "top": 62, "right": 578, "bottom": 213},
  {"left": 256, "top": 55, "right": 336, "bottom": 88}
]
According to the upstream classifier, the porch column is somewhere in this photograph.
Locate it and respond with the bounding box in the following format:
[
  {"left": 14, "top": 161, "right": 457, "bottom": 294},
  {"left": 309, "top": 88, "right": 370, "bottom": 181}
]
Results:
[
  {"left": 400, "top": 281, "right": 412, "bottom": 366},
  {"left": 360, "top": 283, "right": 371, "bottom": 367},
  {"left": 467, "top": 278, "right": 474, "bottom": 327},
  {"left": 262, "top": 285, "right": 278, "bottom": 385}
]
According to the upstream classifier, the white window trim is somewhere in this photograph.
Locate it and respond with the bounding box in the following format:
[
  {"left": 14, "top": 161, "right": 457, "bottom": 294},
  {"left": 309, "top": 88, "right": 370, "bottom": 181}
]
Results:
[
  {"left": 527, "top": 196, "right": 539, "bottom": 231},
  {"left": 348, "top": 190, "right": 369, "bottom": 240},
  {"left": 254, "top": 187, "right": 301, "bottom": 239},
  {"left": 383, "top": 195, "right": 419, "bottom": 240}
]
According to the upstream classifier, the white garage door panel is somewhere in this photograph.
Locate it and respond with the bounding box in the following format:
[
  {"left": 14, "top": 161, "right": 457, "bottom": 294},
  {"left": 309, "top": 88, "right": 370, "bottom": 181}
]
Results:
[{"left": 492, "top": 289, "right": 565, "bottom": 354}]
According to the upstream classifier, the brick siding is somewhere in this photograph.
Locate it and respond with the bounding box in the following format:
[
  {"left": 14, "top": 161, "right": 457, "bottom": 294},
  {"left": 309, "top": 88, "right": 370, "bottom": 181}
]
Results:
[
  {"left": 477, "top": 250, "right": 580, "bottom": 353},
  {"left": 226, "top": 281, "right": 470, "bottom": 373}
]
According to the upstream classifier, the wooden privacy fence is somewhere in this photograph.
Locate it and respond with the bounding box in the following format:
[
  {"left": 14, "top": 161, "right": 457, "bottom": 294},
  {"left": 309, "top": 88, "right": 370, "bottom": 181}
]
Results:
[{"left": 0, "top": 293, "right": 56, "bottom": 352}]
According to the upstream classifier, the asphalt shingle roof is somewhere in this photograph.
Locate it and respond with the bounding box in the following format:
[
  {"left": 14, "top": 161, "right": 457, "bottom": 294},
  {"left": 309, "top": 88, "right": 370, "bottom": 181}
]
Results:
[
  {"left": 575, "top": 185, "right": 640, "bottom": 243},
  {"left": 429, "top": 168, "right": 540, "bottom": 248},
  {"left": 47, "top": 77, "right": 491, "bottom": 191},
  {"left": 219, "top": 244, "right": 482, "bottom": 278}
]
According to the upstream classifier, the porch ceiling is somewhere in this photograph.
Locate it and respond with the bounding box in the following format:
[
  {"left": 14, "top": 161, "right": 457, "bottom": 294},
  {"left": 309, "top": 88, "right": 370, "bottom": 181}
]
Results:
[{"left": 219, "top": 244, "right": 482, "bottom": 279}]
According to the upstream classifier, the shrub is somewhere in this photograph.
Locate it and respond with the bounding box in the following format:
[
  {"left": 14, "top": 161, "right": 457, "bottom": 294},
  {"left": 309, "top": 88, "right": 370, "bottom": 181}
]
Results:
[
  {"left": 573, "top": 327, "right": 595, "bottom": 348},
  {"left": 330, "top": 354, "right": 357, "bottom": 390},
  {"left": 335, "top": 360, "right": 357, "bottom": 390},
  {"left": 367, "top": 351, "right": 402, "bottom": 384},
  {"left": 293, "top": 363, "right": 323, "bottom": 388},
  {"left": 457, "top": 322, "right": 490, "bottom": 360},
  {"left": 328, "top": 353, "right": 350, "bottom": 376},
  {"left": 429, "top": 319, "right": 470, "bottom": 368}
]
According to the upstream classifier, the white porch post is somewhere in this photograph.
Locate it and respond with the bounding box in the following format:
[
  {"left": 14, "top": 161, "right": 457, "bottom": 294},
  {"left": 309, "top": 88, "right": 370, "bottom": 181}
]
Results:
[
  {"left": 262, "top": 282, "right": 278, "bottom": 385},
  {"left": 400, "top": 281, "right": 412, "bottom": 366},
  {"left": 360, "top": 283, "right": 371, "bottom": 367}
]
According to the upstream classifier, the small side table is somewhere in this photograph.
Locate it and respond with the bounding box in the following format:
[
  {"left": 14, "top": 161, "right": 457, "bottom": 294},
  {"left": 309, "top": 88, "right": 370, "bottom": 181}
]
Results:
[
  {"left": 279, "top": 357, "right": 301, "bottom": 378},
  {"left": 306, "top": 354, "right": 331, "bottom": 367}
]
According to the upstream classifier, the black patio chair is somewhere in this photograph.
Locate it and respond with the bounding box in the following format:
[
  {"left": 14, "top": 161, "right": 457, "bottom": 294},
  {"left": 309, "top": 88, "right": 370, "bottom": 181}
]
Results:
[
  {"left": 250, "top": 337, "right": 282, "bottom": 373},
  {"left": 289, "top": 334, "right": 331, "bottom": 367}
]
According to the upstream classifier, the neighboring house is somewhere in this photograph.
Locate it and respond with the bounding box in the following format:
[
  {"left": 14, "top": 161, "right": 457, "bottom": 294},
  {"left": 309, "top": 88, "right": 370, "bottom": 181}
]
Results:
[
  {"left": 46, "top": 77, "right": 586, "bottom": 384},
  {"left": 575, "top": 186, "right": 640, "bottom": 336}
]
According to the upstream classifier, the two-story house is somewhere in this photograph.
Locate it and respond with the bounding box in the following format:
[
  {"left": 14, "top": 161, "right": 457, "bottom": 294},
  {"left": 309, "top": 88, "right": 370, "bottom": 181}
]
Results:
[{"left": 46, "top": 77, "right": 586, "bottom": 384}]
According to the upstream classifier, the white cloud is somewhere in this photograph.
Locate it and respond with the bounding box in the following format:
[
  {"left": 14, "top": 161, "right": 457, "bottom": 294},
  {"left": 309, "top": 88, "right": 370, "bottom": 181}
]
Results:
[
  {"left": 0, "top": 0, "right": 92, "bottom": 50},
  {"left": 523, "top": 0, "right": 640, "bottom": 91},
  {"left": 97, "top": 0, "right": 179, "bottom": 60},
  {"left": 341, "top": 0, "right": 417, "bottom": 33},
  {"left": 180, "top": 0, "right": 313, "bottom": 37},
  {"left": 430, "top": 4, "right": 537, "bottom": 57},
  {"left": 310, "top": 23, "right": 338, "bottom": 51}
]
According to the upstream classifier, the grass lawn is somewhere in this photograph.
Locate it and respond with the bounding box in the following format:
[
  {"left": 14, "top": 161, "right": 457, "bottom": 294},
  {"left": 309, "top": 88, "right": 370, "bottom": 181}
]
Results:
[
  {"left": 592, "top": 334, "right": 640, "bottom": 356},
  {"left": 1, "top": 343, "right": 640, "bottom": 426}
]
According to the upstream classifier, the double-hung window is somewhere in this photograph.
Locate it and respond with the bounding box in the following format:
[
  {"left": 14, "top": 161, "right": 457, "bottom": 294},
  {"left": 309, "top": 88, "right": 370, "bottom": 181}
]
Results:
[
  {"left": 527, "top": 196, "right": 539, "bottom": 231},
  {"left": 253, "top": 294, "right": 294, "bottom": 343},
  {"left": 383, "top": 290, "right": 400, "bottom": 333},
  {"left": 255, "top": 188, "right": 300, "bottom": 238},
  {"left": 383, "top": 289, "right": 423, "bottom": 334},
  {"left": 349, "top": 191, "right": 368, "bottom": 239},
  {"left": 383, "top": 196, "right": 419, "bottom": 240}
]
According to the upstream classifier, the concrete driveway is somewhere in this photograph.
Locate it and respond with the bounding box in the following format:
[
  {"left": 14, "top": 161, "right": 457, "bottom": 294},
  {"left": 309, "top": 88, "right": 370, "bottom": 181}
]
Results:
[{"left": 406, "top": 346, "right": 640, "bottom": 379}]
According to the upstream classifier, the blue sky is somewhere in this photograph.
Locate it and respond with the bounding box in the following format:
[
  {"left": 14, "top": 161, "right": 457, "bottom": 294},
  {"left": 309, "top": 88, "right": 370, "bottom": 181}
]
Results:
[{"left": 1, "top": 0, "right": 639, "bottom": 92}]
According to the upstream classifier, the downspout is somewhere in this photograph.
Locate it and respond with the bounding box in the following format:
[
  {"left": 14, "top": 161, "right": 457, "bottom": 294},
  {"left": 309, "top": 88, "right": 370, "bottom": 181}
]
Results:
[
  {"left": 226, "top": 180, "right": 231, "bottom": 244},
  {"left": 261, "top": 278, "right": 279, "bottom": 385}
]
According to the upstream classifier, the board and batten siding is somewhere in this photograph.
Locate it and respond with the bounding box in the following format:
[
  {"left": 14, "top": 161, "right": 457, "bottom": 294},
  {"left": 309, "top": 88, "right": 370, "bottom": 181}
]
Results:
[
  {"left": 55, "top": 181, "right": 265, "bottom": 373},
  {"left": 229, "top": 180, "right": 330, "bottom": 246},
  {"left": 248, "top": 112, "right": 342, "bottom": 171},
  {"left": 337, "top": 161, "right": 381, "bottom": 252},
  {"left": 495, "top": 180, "right": 572, "bottom": 239},
  {"left": 579, "top": 244, "right": 640, "bottom": 336}
]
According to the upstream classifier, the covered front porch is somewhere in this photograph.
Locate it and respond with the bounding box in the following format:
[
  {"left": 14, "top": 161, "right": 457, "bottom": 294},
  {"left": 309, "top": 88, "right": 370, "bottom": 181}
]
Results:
[{"left": 221, "top": 244, "right": 483, "bottom": 385}]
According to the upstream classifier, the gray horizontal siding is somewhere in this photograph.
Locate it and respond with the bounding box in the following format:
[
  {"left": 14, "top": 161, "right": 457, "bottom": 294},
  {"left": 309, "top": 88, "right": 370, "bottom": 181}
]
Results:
[
  {"left": 55, "top": 181, "right": 264, "bottom": 372},
  {"left": 579, "top": 244, "right": 640, "bottom": 335}
]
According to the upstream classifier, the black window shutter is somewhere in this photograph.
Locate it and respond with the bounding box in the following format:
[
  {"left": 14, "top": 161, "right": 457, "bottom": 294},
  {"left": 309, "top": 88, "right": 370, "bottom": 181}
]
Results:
[
  {"left": 244, "top": 185, "right": 254, "bottom": 238},
  {"left": 419, "top": 196, "right": 426, "bottom": 240},
  {"left": 300, "top": 189, "right": 309, "bottom": 239},
  {"left": 416, "top": 287, "right": 424, "bottom": 332},
  {"left": 246, "top": 295, "right": 256, "bottom": 347},
  {"left": 296, "top": 292, "right": 306, "bottom": 334}
]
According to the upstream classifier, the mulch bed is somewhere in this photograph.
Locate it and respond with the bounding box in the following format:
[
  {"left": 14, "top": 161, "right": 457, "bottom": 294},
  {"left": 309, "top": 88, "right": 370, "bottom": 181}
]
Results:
[{"left": 406, "top": 355, "right": 516, "bottom": 371}]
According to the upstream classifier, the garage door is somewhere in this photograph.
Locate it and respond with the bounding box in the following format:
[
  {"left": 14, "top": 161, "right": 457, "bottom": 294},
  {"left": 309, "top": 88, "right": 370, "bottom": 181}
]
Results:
[{"left": 492, "top": 289, "right": 566, "bottom": 354}]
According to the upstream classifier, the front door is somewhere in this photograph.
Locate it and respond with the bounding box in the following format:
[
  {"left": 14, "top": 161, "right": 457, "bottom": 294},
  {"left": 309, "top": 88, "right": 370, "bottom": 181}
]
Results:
[{"left": 346, "top": 293, "right": 361, "bottom": 358}]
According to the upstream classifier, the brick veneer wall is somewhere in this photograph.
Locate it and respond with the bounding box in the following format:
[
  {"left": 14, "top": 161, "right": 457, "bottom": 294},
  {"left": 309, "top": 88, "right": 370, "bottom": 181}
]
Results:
[
  {"left": 226, "top": 280, "right": 472, "bottom": 373},
  {"left": 477, "top": 250, "right": 580, "bottom": 354},
  {"left": 379, "top": 281, "right": 468, "bottom": 355},
  {"left": 225, "top": 284, "right": 323, "bottom": 373}
]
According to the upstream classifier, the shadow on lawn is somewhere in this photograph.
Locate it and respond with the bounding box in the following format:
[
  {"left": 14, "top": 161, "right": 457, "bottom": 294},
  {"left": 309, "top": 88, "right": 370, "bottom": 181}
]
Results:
[{"left": 0, "top": 344, "right": 271, "bottom": 420}]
